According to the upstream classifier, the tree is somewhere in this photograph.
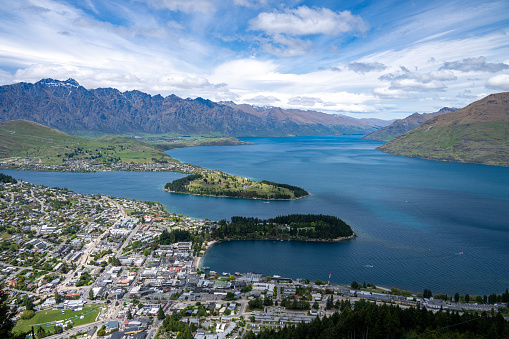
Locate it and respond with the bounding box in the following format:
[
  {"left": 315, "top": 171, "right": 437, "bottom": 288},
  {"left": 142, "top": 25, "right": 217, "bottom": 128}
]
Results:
[
  {"left": 351, "top": 281, "right": 360, "bottom": 290},
  {"left": 20, "top": 310, "right": 35, "bottom": 320},
  {"left": 22, "top": 295, "right": 34, "bottom": 311},
  {"left": 36, "top": 326, "right": 46, "bottom": 339},
  {"left": 423, "top": 289, "right": 433, "bottom": 299},
  {"left": 312, "top": 301, "right": 319, "bottom": 310},
  {"left": 97, "top": 325, "right": 106, "bottom": 336},
  {"left": 55, "top": 292, "right": 62, "bottom": 304},
  {"left": 126, "top": 309, "right": 132, "bottom": 319},
  {"left": 454, "top": 292, "right": 460, "bottom": 302},
  {"left": 157, "top": 306, "right": 165, "bottom": 320},
  {"left": 465, "top": 294, "right": 470, "bottom": 303},
  {"left": 89, "top": 288, "right": 94, "bottom": 300}
]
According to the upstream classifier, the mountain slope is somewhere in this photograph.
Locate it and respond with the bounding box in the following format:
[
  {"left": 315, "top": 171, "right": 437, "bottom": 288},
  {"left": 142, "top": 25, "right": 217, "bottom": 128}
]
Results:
[
  {"left": 0, "top": 119, "right": 175, "bottom": 165},
  {"left": 0, "top": 79, "right": 385, "bottom": 137},
  {"left": 363, "top": 107, "right": 457, "bottom": 141},
  {"left": 377, "top": 93, "right": 509, "bottom": 166}
]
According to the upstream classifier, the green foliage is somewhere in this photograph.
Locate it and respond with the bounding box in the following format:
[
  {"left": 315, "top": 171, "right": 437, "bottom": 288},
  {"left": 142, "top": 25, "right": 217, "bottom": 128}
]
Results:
[
  {"left": 280, "top": 297, "right": 310, "bottom": 310},
  {"left": 0, "top": 173, "right": 16, "bottom": 184},
  {"left": 165, "top": 173, "right": 309, "bottom": 200},
  {"left": 110, "top": 257, "right": 121, "bottom": 266},
  {"left": 248, "top": 297, "right": 273, "bottom": 310},
  {"left": 162, "top": 316, "right": 196, "bottom": 337},
  {"left": 244, "top": 303, "right": 509, "bottom": 339},
  {"left": 157, "top": 306, "right": 165, "bottom": 320},
  {"left": 0, "top": 120, "right": 176, "bottom": 167},
  {"left": 260, "top": 180, "right": 309, "bottom": 198},
  {"left": 159, "top": 229, "right": 191, "bottom": 245},
  {"left": 20, "top": 310, "right": 35, "bottom": 320},
  {"left": 0, "top": 290, "right": 29, "bottom": 339},
  {"left": 165, "top": 174, "right": 203, "bottom": 192},
  {"left": 211, "top": 214, "right": 354, "bottom": 241}
]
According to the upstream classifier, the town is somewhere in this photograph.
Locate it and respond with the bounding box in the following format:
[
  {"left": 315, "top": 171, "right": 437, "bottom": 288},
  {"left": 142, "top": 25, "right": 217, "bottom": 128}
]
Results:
[{"left": 0, "top": 177, "right": 506, "bottom": 339}]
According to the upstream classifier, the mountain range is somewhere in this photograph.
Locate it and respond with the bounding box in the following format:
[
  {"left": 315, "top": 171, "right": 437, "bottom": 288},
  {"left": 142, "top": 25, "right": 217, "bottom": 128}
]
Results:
[
  {"left": 378, "top": 92, "right": 509, "bottom": 166},
  {"left": 362, "top": 107, "right": 457, "bottom": 141},
  {"left": 0, "top": 79, "right": 389, "bottom": 137}
]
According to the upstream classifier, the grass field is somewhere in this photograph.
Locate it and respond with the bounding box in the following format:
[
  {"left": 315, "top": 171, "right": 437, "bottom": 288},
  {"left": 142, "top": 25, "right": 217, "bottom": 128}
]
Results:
[{"left": 13, "top": 304, "right": 102, "bottom": 334}]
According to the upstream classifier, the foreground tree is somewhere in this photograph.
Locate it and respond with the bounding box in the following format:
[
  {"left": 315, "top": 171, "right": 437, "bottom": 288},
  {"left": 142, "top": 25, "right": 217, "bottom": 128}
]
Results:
[{"left": 0, "top": 291, "right": 29, "bottom": 339}]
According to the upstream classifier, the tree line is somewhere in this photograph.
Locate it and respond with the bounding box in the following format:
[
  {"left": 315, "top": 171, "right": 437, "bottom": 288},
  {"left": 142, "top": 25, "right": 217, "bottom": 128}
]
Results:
[
  {"left": 245, "top": 299, "right": 509, "bottom": 339},
  {"left": 0, "top": 173, "right": 16, "bottom": 184},
  {"left": 164, "top": 174, "right": 203, "bottom": 192},
  {"left": 211, "top": 214, "right": 354, "bottom": 241}
]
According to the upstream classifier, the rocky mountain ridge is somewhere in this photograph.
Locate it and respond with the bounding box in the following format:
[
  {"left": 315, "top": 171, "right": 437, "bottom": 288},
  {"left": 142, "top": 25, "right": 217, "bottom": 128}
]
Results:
[
  {"left": 0, "top": 79, "right": 388, "bottom": 137},
  {"left": 363, "top": 107, "right": 457, "bottom": 141}
]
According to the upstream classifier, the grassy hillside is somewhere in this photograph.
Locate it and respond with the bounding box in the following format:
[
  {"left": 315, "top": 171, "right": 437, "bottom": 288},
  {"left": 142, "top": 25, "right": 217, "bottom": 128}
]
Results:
[
  {"left": 378, "top": 93, "right": 509, "bottom": 166},
  {"left": 0, "top": 120, "right": 176, "bottom": 166}
]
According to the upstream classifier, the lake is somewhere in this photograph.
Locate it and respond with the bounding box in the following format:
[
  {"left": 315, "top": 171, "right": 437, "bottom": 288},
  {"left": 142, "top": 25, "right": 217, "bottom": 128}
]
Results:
[{"left": 3, "top": 135, "right": 509, "bottom": 294}]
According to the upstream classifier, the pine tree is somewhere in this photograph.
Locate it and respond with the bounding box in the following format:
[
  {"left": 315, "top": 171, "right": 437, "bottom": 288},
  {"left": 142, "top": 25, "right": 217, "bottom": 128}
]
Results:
[{"left": 157, "top": 306, "right": 165, "bottom": 320}]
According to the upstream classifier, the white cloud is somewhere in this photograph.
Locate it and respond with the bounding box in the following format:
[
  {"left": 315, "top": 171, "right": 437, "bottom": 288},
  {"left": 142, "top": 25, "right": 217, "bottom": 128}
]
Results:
[
  {"left": 136, "top": 0, "right": 215, "bottom": 13},
  {"left": 248, "top": 6, "right": 368, "bottom": 36},
  {"left": 244, "top": 95, "right": 280, "bottom": 105},
  {"left": 379, "top": 69, "right": 457, "bottom": 92},
  {"left": 441, "top": 56, "right": 509, "bottom": 73},
  {"left": 288, "top": 96, "right": 323, "bottom": 106},
  {"left": 259, "top": 34, "right": 313, "bottom": 57},
  {"left": 486, "top": 74, "right": 509, "bottom": 91},
  {"left": 347, "top": 62, "right": 386, "bottom": 73},
  {"left": 373, "top": 87, "right": 408, "bottom": 99}
]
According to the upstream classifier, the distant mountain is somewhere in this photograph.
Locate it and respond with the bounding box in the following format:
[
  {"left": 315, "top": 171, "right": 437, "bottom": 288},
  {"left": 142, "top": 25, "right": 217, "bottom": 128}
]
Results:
[
  {"left": 0, "top": 79, "right": 387, "bottom": 137},
  {"left": 363, "top": 107, "right": 457, "bottom": 141},
  {"left": 377, "top": 93, "right": 509, "bottom": 166}
]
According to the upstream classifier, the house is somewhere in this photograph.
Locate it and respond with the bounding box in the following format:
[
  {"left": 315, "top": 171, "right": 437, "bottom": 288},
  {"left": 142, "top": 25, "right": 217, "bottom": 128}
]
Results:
[{"left": 107, "top": 320, "right": 119, "bottom": 331}]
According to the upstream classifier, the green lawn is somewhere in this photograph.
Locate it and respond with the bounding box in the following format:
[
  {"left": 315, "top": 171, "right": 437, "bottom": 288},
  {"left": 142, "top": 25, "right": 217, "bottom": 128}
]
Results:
[{"left": 14, "top": 304, "right": 103, "bottom": 334}]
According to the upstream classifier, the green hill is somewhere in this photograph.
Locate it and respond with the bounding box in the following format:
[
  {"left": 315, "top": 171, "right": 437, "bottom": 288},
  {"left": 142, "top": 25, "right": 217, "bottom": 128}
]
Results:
[
  {"left": 377, "top": 92, "right": 509, "bottom": 166},
  {"left": 0, "top": 120, "right": 176, "bottom": 167}
]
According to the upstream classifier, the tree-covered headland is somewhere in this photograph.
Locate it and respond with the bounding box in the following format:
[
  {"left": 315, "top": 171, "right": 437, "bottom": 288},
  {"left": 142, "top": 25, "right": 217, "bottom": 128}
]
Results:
[{"left": 211, "top": 214, "right": 355, "bottom": 241}]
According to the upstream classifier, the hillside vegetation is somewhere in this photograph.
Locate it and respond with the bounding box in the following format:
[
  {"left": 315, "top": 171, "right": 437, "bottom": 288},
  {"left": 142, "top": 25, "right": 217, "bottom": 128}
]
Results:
[
  {"left": 378, "top": 92, "right": 509, "bottom": 166},
  {"left": 0, "top": 120, "right": 176, "bottom": 167},
  {"left": 165, "top": 173, "right": 309, "bottom": 200}
]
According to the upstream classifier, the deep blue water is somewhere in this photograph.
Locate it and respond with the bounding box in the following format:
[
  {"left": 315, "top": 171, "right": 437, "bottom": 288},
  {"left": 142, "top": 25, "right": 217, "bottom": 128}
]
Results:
[{"left": 2, "top": 136, "right": 509, "bottom": 294}]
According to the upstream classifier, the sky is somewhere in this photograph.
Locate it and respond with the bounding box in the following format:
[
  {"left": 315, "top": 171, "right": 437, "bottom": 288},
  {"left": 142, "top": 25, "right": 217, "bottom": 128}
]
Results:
[{"left": 0, "top": 0, "right": 508, "bottom": 119}]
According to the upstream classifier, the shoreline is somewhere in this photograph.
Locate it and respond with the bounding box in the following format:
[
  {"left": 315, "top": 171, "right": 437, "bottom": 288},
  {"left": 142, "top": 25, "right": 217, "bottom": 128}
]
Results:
[
  {"left": 205, "top": 234, "right": 356, "bottom": 244},
  {"left": 195, "top": 240, "right": 218, "bottom": 269},
  {"left": 165, "top": 189, "right": 310, "bottom": 201}
]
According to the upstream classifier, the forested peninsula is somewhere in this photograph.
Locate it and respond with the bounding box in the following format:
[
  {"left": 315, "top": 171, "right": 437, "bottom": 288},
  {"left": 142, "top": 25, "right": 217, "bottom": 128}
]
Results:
[
  {"left": 165, "top": 173, "right": 309, "bottom": 200},
  {"left": 211, "top": 214, "right": 355, "bottom": 241}
]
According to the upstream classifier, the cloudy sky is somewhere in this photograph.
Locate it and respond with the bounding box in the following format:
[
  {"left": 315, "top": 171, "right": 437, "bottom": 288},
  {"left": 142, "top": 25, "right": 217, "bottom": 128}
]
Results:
[{"left": 0, "top": 0, "right": 508, "bottom": 119}]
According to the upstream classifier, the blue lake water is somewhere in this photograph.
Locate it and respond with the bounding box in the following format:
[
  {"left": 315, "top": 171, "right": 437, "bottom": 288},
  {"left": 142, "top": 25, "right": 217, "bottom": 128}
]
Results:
[{"left": 2, "top": 136, "right": 509, "bottom": 295}]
